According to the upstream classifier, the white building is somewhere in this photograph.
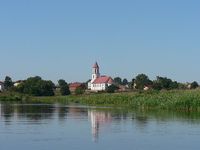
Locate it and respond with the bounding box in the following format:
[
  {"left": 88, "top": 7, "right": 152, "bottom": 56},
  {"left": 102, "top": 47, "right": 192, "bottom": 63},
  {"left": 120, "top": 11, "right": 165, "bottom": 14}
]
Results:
[
  {"left": 14, "top": 80, "right": 24, "bottom": 87},
  {"left": 0, "top": 81, "right": 4, "bottom": 92},
  {"left": 88, "top": 62, "right": 113, "bottom": 91}
]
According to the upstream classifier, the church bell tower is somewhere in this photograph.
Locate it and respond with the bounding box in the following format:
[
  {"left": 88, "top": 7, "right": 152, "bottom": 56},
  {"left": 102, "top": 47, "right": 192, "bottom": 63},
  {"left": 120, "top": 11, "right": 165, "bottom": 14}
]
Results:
[{"left": 92, "top": 62, "right": 100, "bottom": 82}]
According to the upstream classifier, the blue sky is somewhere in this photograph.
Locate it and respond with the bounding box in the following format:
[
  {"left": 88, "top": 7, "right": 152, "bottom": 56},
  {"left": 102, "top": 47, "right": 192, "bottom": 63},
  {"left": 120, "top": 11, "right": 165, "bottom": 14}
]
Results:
[{"left": 0, "top": 0, "right": 200, "bottom": 83}]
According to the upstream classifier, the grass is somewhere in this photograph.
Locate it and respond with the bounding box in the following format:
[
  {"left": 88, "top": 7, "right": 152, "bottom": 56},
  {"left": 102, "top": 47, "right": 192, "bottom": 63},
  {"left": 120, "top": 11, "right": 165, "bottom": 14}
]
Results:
[
  {"left": 1, "top": 89, "right": 200, "bottom": 111},
  {"left": 0, "top": 91, "right": 30, "bottom": 102},
  {"left": 31, "top": 89, "right": 200, "bottom": 111}
]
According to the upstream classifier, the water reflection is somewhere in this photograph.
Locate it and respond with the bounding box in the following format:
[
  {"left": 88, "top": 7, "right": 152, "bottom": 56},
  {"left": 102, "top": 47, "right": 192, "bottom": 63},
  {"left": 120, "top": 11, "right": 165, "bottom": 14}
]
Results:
[
  {"left": 1, "top": 103, "right": 200, "bottom": 143},
  {"left": 88, "top": 110, "right": 112, "bottom": 142}
]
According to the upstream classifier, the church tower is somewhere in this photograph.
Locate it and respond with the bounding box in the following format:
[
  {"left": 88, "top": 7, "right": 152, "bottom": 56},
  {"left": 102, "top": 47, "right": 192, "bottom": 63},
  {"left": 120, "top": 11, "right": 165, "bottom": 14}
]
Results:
[{"left": 91, "top": 62, "right": 100, "bottom": 82}]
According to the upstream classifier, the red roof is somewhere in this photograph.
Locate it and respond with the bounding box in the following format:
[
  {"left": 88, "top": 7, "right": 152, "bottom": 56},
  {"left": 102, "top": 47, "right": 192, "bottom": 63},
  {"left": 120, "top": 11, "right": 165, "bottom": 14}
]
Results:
[
  {"left": 69, "top": 82, "right": 82, "bottom": 88},
  {"left": 0, "top": 81, "right": 4, "bottom": 84},
  {"left": 93, "top": 62, "right": 99, "bottom": 68},
  {"left": 92, "top": 76, "right": 113, "bottom": 84}
]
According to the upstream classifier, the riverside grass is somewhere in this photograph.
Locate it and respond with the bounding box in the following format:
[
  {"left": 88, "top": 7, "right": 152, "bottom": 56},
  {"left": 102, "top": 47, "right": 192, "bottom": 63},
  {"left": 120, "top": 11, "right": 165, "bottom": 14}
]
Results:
[
  {"left": 31, "top": 89, "right": 200, "bottom": 111},
  {"left": 1, "top": 89, "right": 200, "bottom": 111}
]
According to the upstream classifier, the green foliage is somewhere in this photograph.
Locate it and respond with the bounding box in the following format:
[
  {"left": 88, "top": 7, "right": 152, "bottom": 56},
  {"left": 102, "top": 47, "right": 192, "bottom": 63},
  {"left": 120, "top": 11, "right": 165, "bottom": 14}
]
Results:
[
  {"left": 191, "top": 81, "right": 199, "bottom": 89},
  {"left": 31, "top": 89, "right": 200, "bottom": 112},
  {"left": 2, "top": 89, "right": 200, "bottom": 112},
  {"left": 153, "top": 76, "right": 178, "bottom": 90},
  {"left": 129, "top": 78, "right": 135, "bottom": 89},
  {"left": 135, "top": 74, "right": 152, "bottom": 90},
  {"left": 152, "top": 81, "right": 162, "bottom": 90},
  {"left": 106, "top": 84, "right": 119, "bottom": 93},
  {"left": 58, "top": 79, "right": 70, "bottom": 95},
  {"left": 178, "top": 83, "right": 187, "bottom": 89},
  {"left": 170, "top": 81, "right": 179, "bottom": 89},
  {"left": 114, "top": 77, "right": 122, "bottom": 85},
  {"left": 75, "top": 87, "right": 85, "bottom": 95},
  {"left": 4, "top": 76, "right": 13, "bottom": 90},
  {"left": 0, "top": 91, "right": 30, "bottom": 102},
  {"left": 122, "top": 78, "right": 128, "bottom": 85},
  {"left": 15, "top": 76, "right": 55, "bottom": 96}
]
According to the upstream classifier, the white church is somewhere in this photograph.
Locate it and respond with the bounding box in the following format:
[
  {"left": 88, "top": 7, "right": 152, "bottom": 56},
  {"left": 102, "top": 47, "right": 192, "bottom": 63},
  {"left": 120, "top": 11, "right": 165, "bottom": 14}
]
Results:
[{"left": 88, "top": 62, "right": 113, "bottom": 91}]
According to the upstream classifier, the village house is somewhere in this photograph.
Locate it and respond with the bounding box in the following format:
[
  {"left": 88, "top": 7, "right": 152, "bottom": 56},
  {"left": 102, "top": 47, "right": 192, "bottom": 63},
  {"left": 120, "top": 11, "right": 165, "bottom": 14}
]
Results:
[
  {"left": 88, "top": 62, "right": 113, "bottom": 91},
  {"left": 0, "top": 81, "right": 4, "bottom": 92},
  {"left": 69, "top": 82, "right": 85, "bottom": 92},
  {"left": 14, "top": 80, "right": 24, "bottom": 87},
  {"left": 117, "top": 85, "right": 130, "bottom": 92}
]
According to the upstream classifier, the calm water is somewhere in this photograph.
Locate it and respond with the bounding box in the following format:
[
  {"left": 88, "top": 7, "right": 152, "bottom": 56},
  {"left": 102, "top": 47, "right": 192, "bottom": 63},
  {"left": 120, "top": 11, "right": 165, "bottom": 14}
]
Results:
[{"left": 0, "top": 103, "right": 200, "bottom": 150}]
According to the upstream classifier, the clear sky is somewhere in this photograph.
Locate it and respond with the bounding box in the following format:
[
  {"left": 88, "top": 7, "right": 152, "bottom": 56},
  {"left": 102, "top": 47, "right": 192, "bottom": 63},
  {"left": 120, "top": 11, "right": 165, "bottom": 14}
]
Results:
[{"left": 0, "top": 0, "right": 200, "bottom": 83}]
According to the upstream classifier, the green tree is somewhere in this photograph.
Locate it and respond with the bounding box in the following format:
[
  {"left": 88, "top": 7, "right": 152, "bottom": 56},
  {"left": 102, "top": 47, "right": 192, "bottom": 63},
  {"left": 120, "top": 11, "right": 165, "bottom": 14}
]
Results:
[
  {"left": 75, "top": 87, "right": 85, "bottom": 95},
  {"left": 17, "top": 76, "right": 55, "bottom": 96},
  {"left": 169, "top": 81, "right": 178, "bottom": 89},
  {"left": 4, "top": 76, "right": 13, "bottom": 90},
  {"left": 106, "top": 84, "right": 119, "bottom": 93},
  {"left": 58, "top": 79, "right": 70, "bottom": 95},
  {"left": 129, "top": 78, "right": 135, "bottom": 89},
  {"left": 153, "top": 76, "right": 178, "bottom": 90},
  {"left": 152, "top": 81, "right": 162, "bottom": 90},
  {"left": 122, "top": 78, "right": 128, "bottom": 85},
  {"left": 135, "top": 74, "right": 152, "bottom": 90},
  {"left": 114, "top": 77, "right": 122, "bottom": 85},
  {"left": 190, "top": 81, "right": 199, "bottom": 89}
]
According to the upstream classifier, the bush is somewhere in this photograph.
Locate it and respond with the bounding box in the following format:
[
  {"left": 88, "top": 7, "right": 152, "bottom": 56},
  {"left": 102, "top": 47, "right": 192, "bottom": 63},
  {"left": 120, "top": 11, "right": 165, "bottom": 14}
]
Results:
[
  {"left": 106, "top": 85, "right": 119, "bottom": 93},
  {"left": 58, "top": 79, "right": 70, "bottom": 96},
  {"left": 191, "top": 81, "right": 199, "bottom": 89},
  {"left": 15, "top": 76, "right": 55, "bottom": 96},
  {"left": 75, "top": 87, "right": 85, "bottom": 95}
]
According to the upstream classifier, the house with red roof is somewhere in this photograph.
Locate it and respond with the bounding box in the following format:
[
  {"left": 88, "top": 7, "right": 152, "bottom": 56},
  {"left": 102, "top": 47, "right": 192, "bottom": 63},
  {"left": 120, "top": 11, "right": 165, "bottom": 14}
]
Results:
[
  {"left": 69, "top": 82, "right": 85, "bottom": 92},
  {"left": 88, "top": 62, "right": 113, "bottom": 91},
  {"left": 0, "top": 81, "right": 4, "bottom": 92}
]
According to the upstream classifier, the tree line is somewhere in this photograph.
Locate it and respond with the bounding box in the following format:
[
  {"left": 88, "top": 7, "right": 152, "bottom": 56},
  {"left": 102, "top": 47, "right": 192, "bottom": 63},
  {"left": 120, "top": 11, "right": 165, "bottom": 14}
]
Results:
[
  {"left": 1, "top": 74, "right": 199, "bottom": 96},
  {"left": 113, "top": 74, "right": 199, "bottom": 90},
  {"left": 1, "top": 76, "right": 71, "bottom": 96}
]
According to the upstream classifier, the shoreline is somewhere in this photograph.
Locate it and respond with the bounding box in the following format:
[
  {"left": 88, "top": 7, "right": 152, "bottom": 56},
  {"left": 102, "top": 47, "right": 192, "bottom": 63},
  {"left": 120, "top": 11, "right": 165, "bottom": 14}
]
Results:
[{"left": 1, "top": 89, "right": 200, "bottom": 111}]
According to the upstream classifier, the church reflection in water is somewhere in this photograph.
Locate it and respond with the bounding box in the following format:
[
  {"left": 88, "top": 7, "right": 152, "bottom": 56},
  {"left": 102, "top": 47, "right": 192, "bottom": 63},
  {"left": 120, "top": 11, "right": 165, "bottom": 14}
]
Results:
[
  {"left": 88, "top": 110, "right": 112, "bottom": 142},
  {"left": 0, "top": 104, "right": 152, "bottom": 142}
]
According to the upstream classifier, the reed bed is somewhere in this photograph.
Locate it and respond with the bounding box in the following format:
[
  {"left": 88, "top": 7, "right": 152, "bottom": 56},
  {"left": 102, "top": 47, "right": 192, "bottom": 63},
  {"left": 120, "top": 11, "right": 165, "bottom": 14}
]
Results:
[{"left": 30, "top": 89, "right": 200, "bottom": 111}]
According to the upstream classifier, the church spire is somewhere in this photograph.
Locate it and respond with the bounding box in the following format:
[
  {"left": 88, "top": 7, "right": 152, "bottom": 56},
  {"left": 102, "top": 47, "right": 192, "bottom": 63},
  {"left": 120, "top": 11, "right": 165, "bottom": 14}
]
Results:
[
  {"left": 91, "top": 62, "right": 100, "bottom": 82},
  {"left": 93, "top": 62, "right": 99, "bottom": 69}
]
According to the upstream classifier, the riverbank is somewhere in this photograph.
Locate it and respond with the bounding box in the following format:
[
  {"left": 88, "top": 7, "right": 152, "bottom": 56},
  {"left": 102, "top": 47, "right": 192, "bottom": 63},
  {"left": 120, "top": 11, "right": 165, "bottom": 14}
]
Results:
[{"left": 1, "top": 89, "right": 200, "bottom": 111}]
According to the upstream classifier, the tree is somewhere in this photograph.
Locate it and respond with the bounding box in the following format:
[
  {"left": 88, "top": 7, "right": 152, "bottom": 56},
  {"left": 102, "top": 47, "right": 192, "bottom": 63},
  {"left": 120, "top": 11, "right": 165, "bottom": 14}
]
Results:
[
  {"left": 85, "top": 79, "right": 91, "bottom": 89},
  {"left": 153, "top": 76, "right": 178, "bottom": 90},
  {"left": 75, "top": 87, "right": 85, "bottom": 95},
  {"left": 4, "top": 76, "right": 13, "bottom": 90},
  {"left": 114, "top": 77, "right": 122, "bottom": 85},
  {"left": 152, "top": 81, "right": 162, "bottom": 90},
  {"left": 17, "top": 76, "right": 55, "bottom": 96},
  {"left": 169, "top": 81, "right": 178, "bottom": 89},
  {"left": 135, "top": 74, "right": 152, "bottom": 90},
  {"left": 106, "top": 84, "right": 119, "bottom": 93},
  {"left": 122, "top": 78, "right": 128, "bottom": 85},
  {"left": 129, "top": 78, "right": 135, "bottom": 89},
  {"left": 190, "top": 81, "right": 199, "bottom": 89},
  {"left": 178, "top": 83, "right": 187, "bottom": 89},
  {"left": 58, "top": 79, "right": 70, "bottom": 95}
]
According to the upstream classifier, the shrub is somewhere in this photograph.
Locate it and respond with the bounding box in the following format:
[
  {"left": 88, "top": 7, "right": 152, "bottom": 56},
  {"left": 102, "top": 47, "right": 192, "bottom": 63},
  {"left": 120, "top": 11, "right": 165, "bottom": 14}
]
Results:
[
  {"left": 106, "top": 85, "right": 119, "bottom": 93},
  {"left": 58, "top": 79, "right": 70, "bottom": 96},
  {"left": 15, "top": 76, "right": 55, "bottom": 96},
  {"left": 191, "top": 81, "right": 199, "bottom": 89},
  {"left": 75, "top": 87, "right": 85, "bottom": 95}
]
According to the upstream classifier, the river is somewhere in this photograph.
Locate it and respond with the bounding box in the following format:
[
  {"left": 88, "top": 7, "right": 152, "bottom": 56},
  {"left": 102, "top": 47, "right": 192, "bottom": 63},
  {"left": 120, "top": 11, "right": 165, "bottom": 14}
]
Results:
[{"left": 0, "top": 103, "right": 200, "bottom": 150}]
